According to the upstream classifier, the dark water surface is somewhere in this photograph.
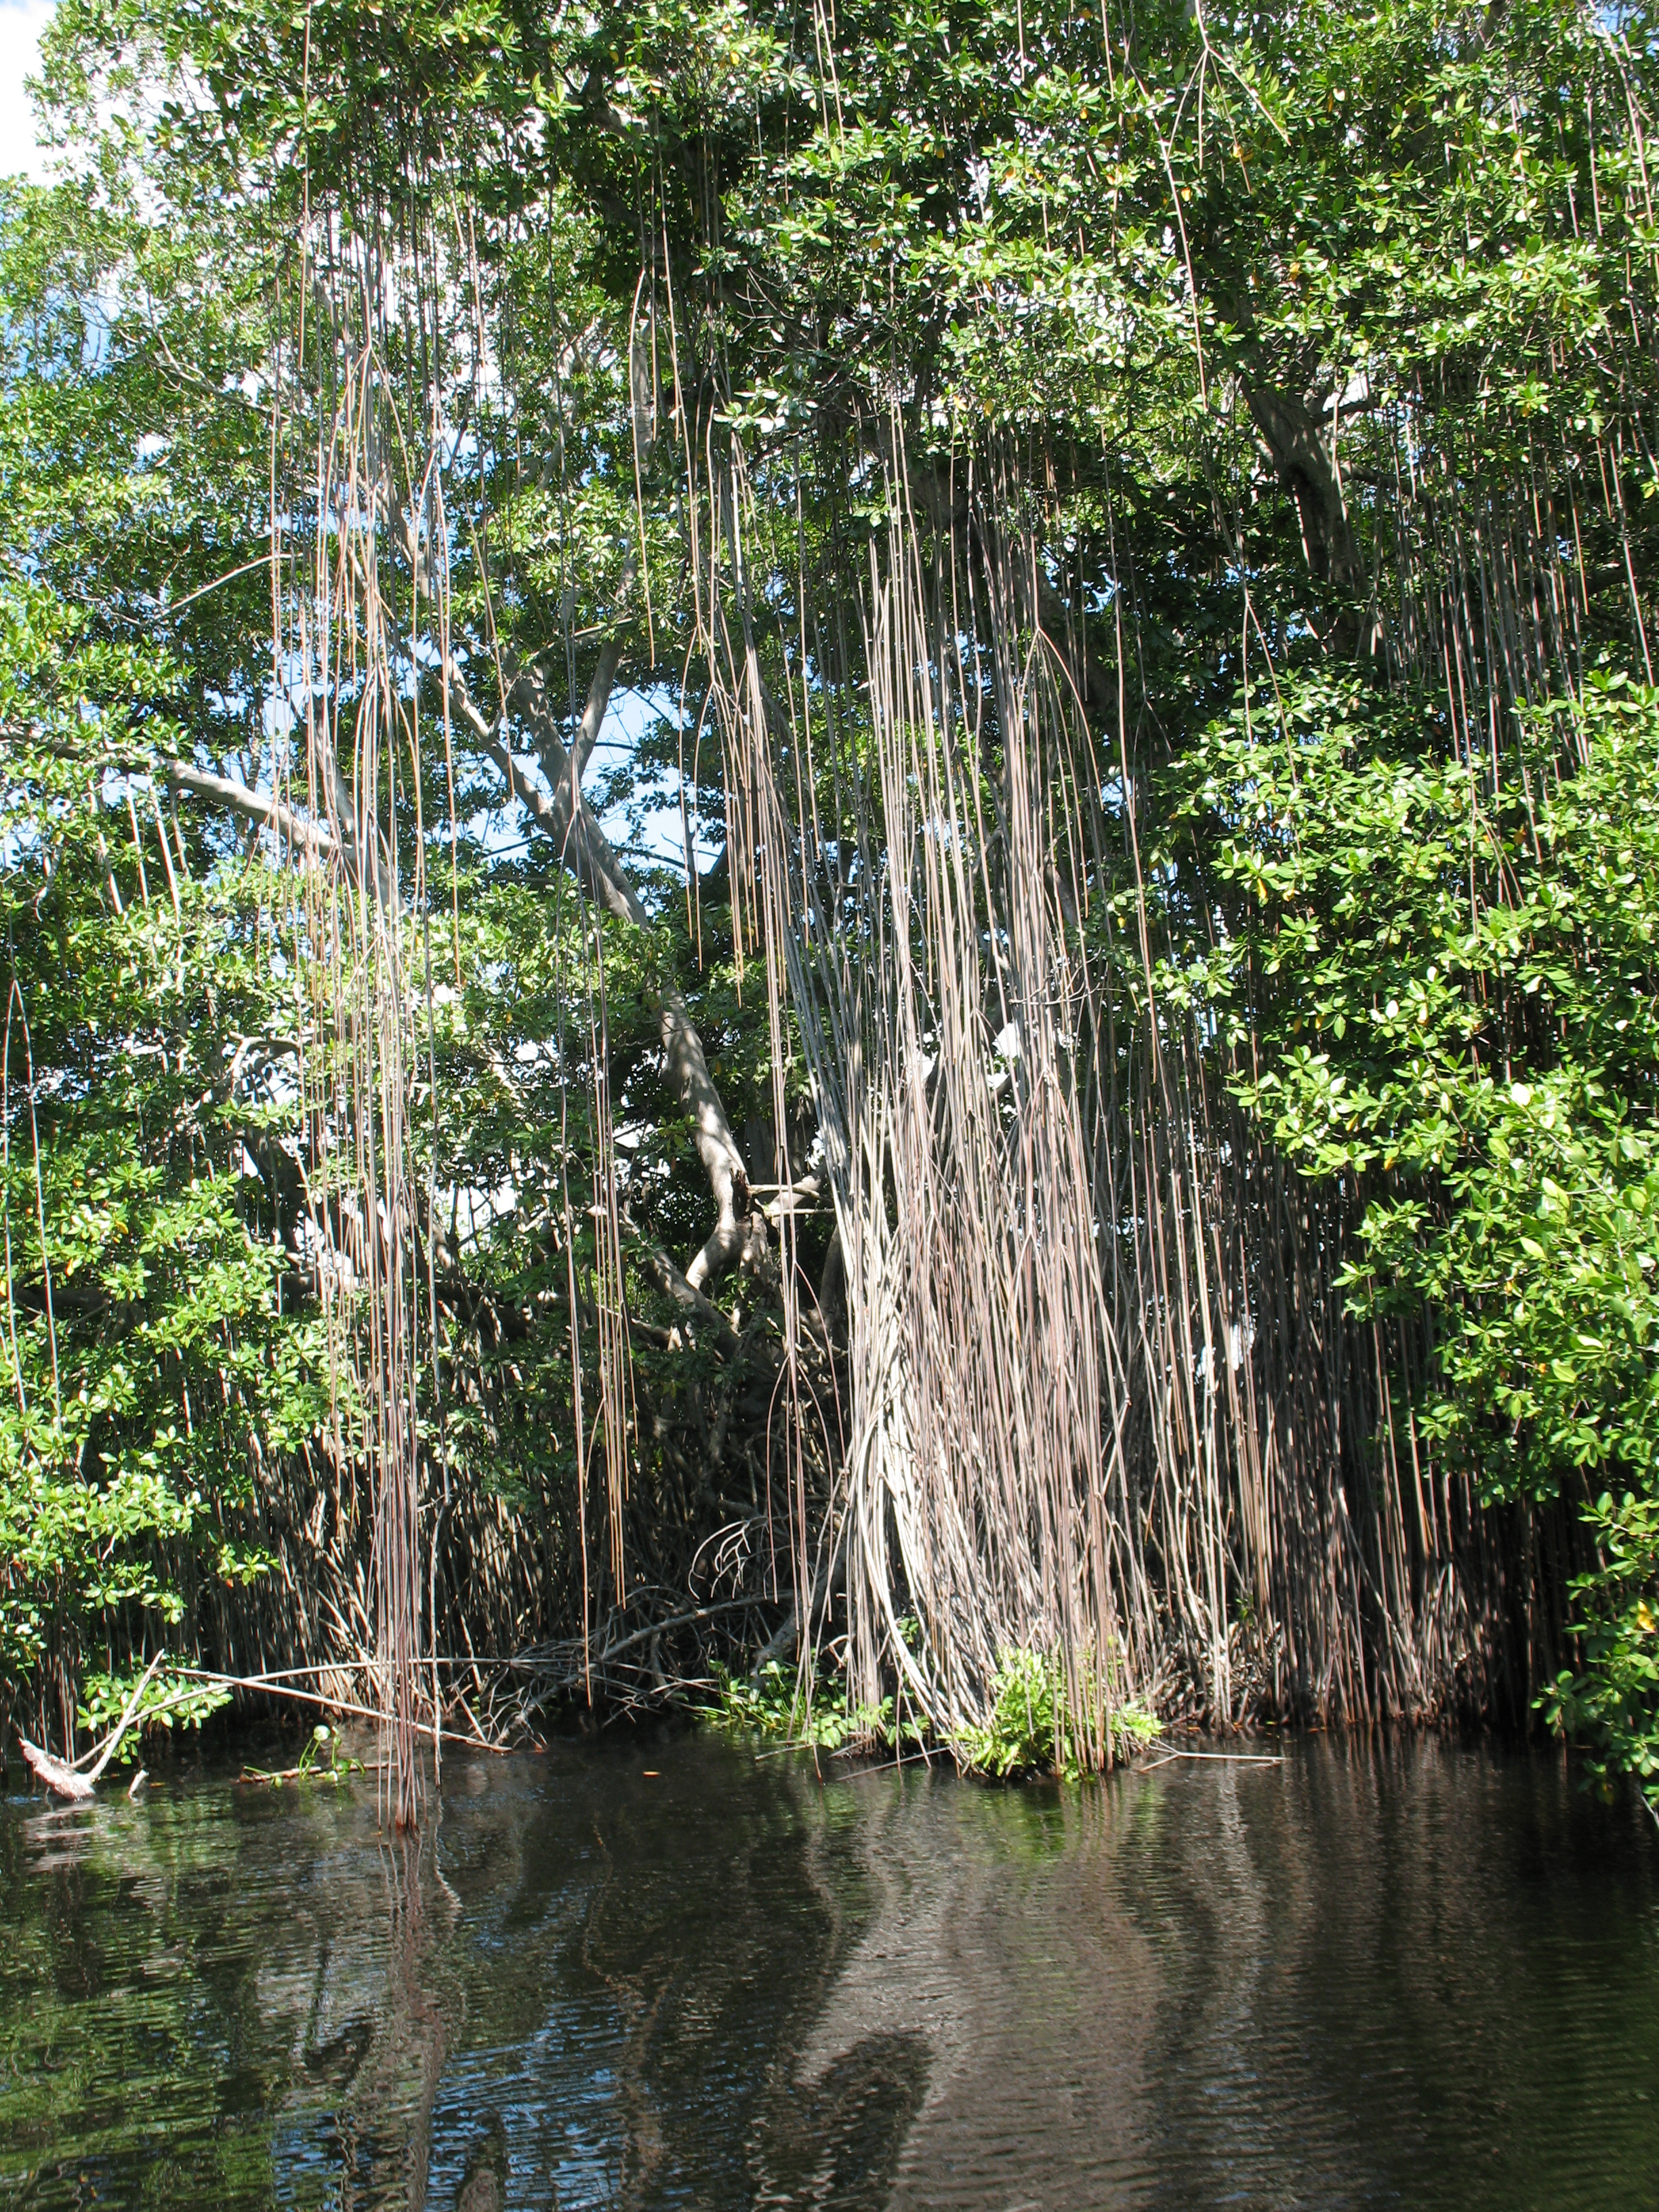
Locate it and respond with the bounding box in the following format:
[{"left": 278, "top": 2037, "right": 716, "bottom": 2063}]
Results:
[{"left": 1, "top": 1732, "right": 1656, "bottom": 2209}]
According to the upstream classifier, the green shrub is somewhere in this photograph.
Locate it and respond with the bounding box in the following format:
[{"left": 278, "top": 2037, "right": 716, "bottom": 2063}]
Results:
[
  {"left": 703, "top": 1658, "right": 914, "bottom": 1753},
  {"left": 1176, "top": 673, "right": 1659, "bottom": 1813},
  {"left": 957, "top": 1648, "right": 1160, "bottom": 1781}
]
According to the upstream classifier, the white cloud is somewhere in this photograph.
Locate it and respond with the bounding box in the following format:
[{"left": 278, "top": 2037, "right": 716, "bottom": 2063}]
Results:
[{"left": 0, "top": 0, "right": 57, "bottom": 188}]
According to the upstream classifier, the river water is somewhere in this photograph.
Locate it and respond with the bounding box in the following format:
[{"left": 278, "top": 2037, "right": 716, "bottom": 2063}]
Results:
[{"left": 1, "top": 1731, "right": 1655, "bottom": 2209}]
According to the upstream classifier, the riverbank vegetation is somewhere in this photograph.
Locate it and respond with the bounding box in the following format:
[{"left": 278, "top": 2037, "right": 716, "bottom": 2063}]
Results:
[{"left": 3, "top": 0, "right": 1657, "bottom": 1810}]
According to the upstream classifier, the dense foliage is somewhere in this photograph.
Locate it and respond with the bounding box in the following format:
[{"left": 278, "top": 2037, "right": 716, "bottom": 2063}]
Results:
[
  {"left": 1172, "top": 674, "right": 1659, "bottom": 1797},
  {"left": 1, "top": 0, "right": 1656, "bottom": 1801}
]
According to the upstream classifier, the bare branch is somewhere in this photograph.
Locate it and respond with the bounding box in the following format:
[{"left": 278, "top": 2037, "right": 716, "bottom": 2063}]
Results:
[
  {"left": 439, "top": 649, "right": 762, "bottom": 1294},
  {"left": 159, "top": 760, "right": 333, "bottom": 859},
  {"left": 574, "top": 634, "right": 626, "bottom": 781}
]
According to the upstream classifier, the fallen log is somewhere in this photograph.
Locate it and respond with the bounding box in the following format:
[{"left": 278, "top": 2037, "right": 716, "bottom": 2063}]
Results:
[
  {"left": 18, "top": 1738, "right": 96, "bottom": 1801},
  {"left": 17, "top": 1652, "right": 167, "bottom": 1803}
]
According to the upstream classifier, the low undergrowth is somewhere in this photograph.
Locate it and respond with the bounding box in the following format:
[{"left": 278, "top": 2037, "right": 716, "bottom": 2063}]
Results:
[
  {"left": 956, "top": 1650, "right": 1161, "bottom": 1782},
  {"left": 704, "top": 1645, "right": 1162, "bottom": 1780},
  {"left": 241, "top": 1723, "right": 367, "bottom": 1790},
  {"left": 704, "top": 1658, "right": 923, "bottom": 1755},
  {"left": 79, "top": 1665, "right": 232, "bottom": 1765}
]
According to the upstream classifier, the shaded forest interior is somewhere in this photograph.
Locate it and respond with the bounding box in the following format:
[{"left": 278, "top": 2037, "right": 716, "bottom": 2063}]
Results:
[{"left": 4, "top": 0, "right": 1659, "bottom": 1811}]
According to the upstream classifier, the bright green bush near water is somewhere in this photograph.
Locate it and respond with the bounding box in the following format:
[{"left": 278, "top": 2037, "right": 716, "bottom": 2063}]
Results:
[
  {"left": 1172, "top": 674, "right": 1659, "bottom": 1811},
  {"left": 709, "top": 1647, "right": 1160, "bottom": 1780},
  {"left": 956, "top": 1652, "right": 1161, "bottom": 1782},
  {"left": 705, "top": 1658, "right": 922, "bottom": 1756},
  {"left": 0, "top": 592, "right": 323, "bottom": 1750}
]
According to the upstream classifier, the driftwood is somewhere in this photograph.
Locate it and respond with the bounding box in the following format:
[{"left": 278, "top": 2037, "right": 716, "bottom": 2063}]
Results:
[
  {"left": 18, "top": 1739, "right": 97, "bottom": 1802},
  {"left": 18, "top": 1652, "right": 167, "bottom": 1803},
  {"left": 1136, "top": 1750, "right": 1284, "bottom": 1771},
  {"left": 172, "top": 1663, "right": 512, "bottom": 1751},
  {"left": 17, "top": 1652, "right": 510, "bottom": 1803}
]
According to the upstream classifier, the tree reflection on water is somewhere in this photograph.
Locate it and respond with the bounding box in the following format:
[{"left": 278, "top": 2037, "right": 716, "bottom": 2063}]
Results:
[{"left": 1, "top": 1733, "right": 1656, "bottom": 2209}]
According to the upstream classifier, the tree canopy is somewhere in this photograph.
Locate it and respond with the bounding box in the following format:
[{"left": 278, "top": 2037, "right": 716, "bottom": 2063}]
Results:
[{"left": 3, "top": 0, "right": 1658, "bottom": 1805}]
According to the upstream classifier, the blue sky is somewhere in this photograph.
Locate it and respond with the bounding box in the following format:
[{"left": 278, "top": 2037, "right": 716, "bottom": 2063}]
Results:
[
  {"left": 0, "top": 0, "right": 712, "bottom": 884},
  {"left": 0, "top": 0, "right": 53, "bottom": 186}
]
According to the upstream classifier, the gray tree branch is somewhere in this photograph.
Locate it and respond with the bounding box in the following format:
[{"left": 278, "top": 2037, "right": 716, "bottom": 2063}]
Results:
[{"left": 441, "top": 651, "right": 762, "bottom": 1295}]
